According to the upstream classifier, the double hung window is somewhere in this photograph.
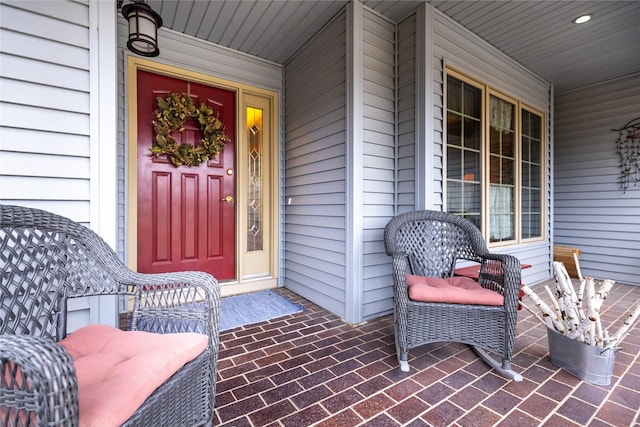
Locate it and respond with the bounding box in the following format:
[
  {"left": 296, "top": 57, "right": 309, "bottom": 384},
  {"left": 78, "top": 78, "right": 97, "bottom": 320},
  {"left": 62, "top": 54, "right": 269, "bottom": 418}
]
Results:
[{"left": 446, "top": 69, "right": 544, "bottom": 245}]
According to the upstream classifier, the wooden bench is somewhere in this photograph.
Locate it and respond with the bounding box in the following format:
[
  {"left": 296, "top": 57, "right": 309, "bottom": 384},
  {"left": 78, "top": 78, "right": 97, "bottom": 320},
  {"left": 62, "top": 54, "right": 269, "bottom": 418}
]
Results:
[{"left": 554, "top": 245, "right": 581, "bottom": 278}]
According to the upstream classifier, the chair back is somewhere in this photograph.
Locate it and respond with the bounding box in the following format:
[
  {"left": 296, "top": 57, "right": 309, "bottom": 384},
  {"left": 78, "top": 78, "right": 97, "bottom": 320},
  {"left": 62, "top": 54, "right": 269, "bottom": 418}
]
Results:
[
  {"left": 1, "top": 205, "right": 124, "bottom": 340},
  {"left": 384, "top": 210, "right": 487, "bottom": 278}
]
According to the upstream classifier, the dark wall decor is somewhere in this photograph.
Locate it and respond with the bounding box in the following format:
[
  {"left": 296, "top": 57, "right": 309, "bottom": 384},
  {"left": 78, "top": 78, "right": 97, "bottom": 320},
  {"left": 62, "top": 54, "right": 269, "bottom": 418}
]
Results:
[{"left": 613, "top": 117, "right": 640, "bottom": 192}]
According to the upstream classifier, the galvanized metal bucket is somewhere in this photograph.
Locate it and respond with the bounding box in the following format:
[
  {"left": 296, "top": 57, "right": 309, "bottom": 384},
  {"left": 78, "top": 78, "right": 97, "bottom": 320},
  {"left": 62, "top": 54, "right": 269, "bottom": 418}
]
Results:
[{"left": 546, "top": 328, "right": 617, "bottom": 386}]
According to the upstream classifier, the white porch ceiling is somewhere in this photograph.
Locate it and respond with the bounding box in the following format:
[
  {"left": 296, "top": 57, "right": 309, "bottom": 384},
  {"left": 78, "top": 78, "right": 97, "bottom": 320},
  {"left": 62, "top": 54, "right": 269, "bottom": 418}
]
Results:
[{"left": 149, "top": 0, "right": 640, "bottom": 93}]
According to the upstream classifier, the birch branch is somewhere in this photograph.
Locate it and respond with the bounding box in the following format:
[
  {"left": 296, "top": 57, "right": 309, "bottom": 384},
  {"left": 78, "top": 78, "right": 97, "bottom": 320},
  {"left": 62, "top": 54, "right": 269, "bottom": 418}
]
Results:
[
  {"left": 577, "top": 278, "right": 586, "bottom": 303},
  {"left": 519, "top": 300, "right": 554, "bottom": 329},
  {"left": 593, "top": 311, "right": 604, "bottom": 347},
  {"left": 583, "top": 278, "right": 597, "bottom": 345},
  {"left": 574, "top": 252, "right": 583, "bottom": 281},
  {"left": 544, "top": 284, "right": 563, "bottom": 324},
  {"left": 604, "top": 303, "right": 640, "bottom": 350},
  {"left": 521, "top": 284, "right": 564, "bottom": 332},
  {"left": 553, "top": 262, "right": 583, "bottom": 330},
  {"left": 593, "top": 279, "right": 615, "bottom": 311},
  {"left": 574, "top": 253, "right": 587, "bottom": 303}
]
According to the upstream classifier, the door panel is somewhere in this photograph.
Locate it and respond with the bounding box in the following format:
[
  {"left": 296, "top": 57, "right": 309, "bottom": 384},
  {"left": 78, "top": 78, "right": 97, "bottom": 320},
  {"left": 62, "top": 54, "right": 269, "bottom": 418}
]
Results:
[{"left": 136, "top": 70, "right": 236, "bottom": 279}]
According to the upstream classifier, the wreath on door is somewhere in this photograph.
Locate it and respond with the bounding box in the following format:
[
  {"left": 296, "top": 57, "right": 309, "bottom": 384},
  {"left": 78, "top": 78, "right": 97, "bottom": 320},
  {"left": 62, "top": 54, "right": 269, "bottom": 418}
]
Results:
[{"left": 151, "top": 92, "right": 230, "bottom": 166}]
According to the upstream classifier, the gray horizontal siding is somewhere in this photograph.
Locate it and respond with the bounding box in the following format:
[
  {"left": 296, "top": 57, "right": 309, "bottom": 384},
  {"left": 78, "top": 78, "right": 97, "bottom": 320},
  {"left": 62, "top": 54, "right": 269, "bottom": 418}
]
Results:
[
  {"left": 554, "top": 73, "right": 640, "bottom": 285},
  {"left": 396, "top": 13, "right": 417, "bottom": 214},
  {"left": 0, "top": 0, "right": 103, "bottom": 329},
  {"left": 361, "top": 8, "right": 396, "bottom": 319},
  {"left": 0, "top": 0, "right": 91, "bottom": 221},
  {"left": 283, "top": 11, "right": 348, "bottom": 317}
]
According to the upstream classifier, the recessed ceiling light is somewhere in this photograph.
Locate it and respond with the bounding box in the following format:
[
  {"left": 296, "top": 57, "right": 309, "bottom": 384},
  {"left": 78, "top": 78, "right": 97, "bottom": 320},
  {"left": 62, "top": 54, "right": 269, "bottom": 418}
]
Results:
[{"left": 572, "top": 14, "right": 592, "bottom": 24}]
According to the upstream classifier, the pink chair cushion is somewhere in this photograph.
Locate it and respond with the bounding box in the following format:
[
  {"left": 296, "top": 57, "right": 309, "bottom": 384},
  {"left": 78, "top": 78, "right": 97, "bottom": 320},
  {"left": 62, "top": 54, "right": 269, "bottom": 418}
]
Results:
[
  {"left": 406, "top": 274, "right": 504, "bottom": 306},
  {"left": 59, "top": 324, "right": 208, "bottom": 427}
]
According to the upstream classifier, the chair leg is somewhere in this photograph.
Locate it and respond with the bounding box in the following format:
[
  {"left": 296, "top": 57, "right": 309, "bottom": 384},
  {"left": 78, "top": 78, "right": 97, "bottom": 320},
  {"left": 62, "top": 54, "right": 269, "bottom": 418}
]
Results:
[
  {"left": 471, "top": 346, "right": 523, "bottom": 382},
  {"left": 395, "top": 339, "right": 410, "bottom": 372}
]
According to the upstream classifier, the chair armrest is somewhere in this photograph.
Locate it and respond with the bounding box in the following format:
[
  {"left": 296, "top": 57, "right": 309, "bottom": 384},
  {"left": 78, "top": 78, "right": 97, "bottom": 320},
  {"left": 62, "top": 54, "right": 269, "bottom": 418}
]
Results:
[
  {"left": 478, "top": 253, "right": 521, "bottom": 310},
  {"left": 125, "top": 271, "right": 220, "bottom": 342},
  {"left": 0, "top": 335, "right": 79, "bottom": 426},
  {"left": 390, "top": 252, "right": 412, "bottom": 298}
]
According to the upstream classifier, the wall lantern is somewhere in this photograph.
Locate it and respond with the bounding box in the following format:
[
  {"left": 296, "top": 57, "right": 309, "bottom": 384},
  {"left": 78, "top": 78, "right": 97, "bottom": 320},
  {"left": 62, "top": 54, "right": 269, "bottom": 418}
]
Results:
[{"left": 121, "top": 0, "right": 163, "bottom": 57}]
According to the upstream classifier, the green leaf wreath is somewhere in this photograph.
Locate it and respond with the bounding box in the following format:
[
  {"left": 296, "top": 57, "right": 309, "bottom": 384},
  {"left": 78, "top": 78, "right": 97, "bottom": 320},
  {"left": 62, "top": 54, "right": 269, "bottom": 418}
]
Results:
[{"left": 151, "top": 92, "right": 230, "bottom": 166}]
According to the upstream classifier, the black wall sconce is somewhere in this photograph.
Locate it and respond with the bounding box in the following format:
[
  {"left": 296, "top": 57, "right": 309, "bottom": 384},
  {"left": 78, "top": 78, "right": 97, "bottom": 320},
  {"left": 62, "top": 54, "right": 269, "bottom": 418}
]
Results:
[{"left": 120, "top": 0, "right": 163, "bottom": 57}]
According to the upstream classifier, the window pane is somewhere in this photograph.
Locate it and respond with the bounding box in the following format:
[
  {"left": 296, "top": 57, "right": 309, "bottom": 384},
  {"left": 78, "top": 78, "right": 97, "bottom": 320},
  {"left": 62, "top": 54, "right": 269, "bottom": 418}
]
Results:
[
  {"left": 464, "top": 118, "right": 481, "bottom": 150},
  {"left": 522, "top": 136, "right": 530, "bottom": 161},
  {"left": 502, "top": 157, "right": 514, "bottom": 185},
  {"left": 490, "top": 155, "right": 500, "bottom": 183},
  {"left": 530, "top": 189, "right": 541, "bottom": 211},
  {"left": 465, "top": 182, "right": 481, "bottom": 215},
  {"left": 446, "top": 76, "right": 482, "bottom": 226},
  {"left": 447, "top": 181, "right": 462, "bottom": 214},
  {"left": 530, "top": 138, "right": 541, "bottom": 164},
  {"left": 247, "top": 107, "right": 263, "bottom": 252},
  {"left": 490, "top": 127, "right": 501, "bottom": 154},
  {"left": 447, "top": 113, "right": 462, "bottom": 147},
  {"left": 447, "top": 146, "right": 462, "bottom": 180},
  {"left": 464, "top": 150, "right": 480, "bottom": 181},
  {"left": 523, "top": 162, "right": 531, "bottom": 187},
  {"left": 521, "top": 108, "right": 543, "bottom": 240},
  {"left": 502, "top": 131, "right": 514, "bottom": 157},
  {"left": 530, "top": 114, "right": 541, "bottom": 140},
  {"left": 490, "top": 96, "right": 514, "bottom": 133},
  {"left": 489, "top": 185, "right": 515, "bottom": 242},
  {"left": 464, "top": 85, "right": 481, "bottom": 118},
  {"left": 531, "top": 163, "right": 541, "bottom": 188},
  {"left": 488, "top": 95, "right": 516, "bottom": 243},
  {"left": 448, "top": 77, "right": 462, "bottom": 112}
]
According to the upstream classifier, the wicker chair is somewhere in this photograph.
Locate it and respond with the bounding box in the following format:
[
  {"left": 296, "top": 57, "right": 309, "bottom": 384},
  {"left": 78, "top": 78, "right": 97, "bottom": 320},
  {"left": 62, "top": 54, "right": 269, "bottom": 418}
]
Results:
[
  {"left": 0, "top": 204, "right": 220, "bottom": 426},
  {"left": 384, "top": 210, "right": 523, "bottom": 381}
]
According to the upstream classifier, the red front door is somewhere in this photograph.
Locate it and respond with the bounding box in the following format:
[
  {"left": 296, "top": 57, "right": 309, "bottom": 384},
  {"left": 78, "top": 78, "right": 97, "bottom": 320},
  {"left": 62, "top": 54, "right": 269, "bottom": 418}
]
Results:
[{"left": 136, "top": 70, "right": 236, "bottom": 279}]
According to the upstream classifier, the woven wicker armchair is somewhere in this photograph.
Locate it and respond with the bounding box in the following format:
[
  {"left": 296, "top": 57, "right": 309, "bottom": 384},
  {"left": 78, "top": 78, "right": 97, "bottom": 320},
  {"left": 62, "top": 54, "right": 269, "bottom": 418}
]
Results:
[
  {"left": 384, "top": 210, "right": 523, "bottom": 381},
  {"left": 0, "top": 204, "right": 220, "bottom": 426}
]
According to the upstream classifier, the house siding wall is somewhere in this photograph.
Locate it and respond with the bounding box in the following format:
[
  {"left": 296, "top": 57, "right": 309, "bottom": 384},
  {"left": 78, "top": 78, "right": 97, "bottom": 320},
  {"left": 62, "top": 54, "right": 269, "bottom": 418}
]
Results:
[
  {"left": 554, "top": 74, "right": 640, "bottom": 285},
  {"left": 396, "top": 14, "right": 417, "bottom": 214},
  {"left": 283, "top": 12, "right": 348, "bottom": 317},
  {"left": 0, "top": 0, "right": 91, "bottom": 220},
  {"left": 361, "top": 10, "right": 396, "bottom": 318},
  {"left": 0, "top": 0, "right": 119, "bottom": 329},
  {"left": 431, "top": 8, "right": 553, "bottom": 285}
]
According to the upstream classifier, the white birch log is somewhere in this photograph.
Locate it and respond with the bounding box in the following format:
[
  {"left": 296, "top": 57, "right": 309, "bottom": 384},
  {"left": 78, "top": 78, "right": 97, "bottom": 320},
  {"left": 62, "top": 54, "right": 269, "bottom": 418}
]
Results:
[
  {"left": 566, "top": 318, "right": 591, "bottom": 341},
  {"left": 544, "top": 284, "right": 563, "bottom": 323},
  {"left": 577, "top": 278, "right": 586, "bottom": 303},
  {"left": 574, "top": 252, "right": 583, "bottom": 281},
  {"left": 585, "top": 277, "right": 596, "bottom": 318},
  {"left": 519, "top": 300, "right": 554, "bottom": 329},
  {"left": 593, "top": 279, "right": 615, "bottom": 312},
  {"left": 573, "top": 253, "right": 587, "bottom": 302},
  {"left": 593, "top": 311, "right": 604, "bottom": 347},
  {"left": 604, "top": 303, "right": 640, "bottom": 350},
  {"left": 553, "top": 262, "right": 583, "bottom": 331},
  {"left": 583, "top": 278, "right": 597, "bottom": 345},
  {"left": 521, "top": 284, "right": 564, "bottom": 332}
]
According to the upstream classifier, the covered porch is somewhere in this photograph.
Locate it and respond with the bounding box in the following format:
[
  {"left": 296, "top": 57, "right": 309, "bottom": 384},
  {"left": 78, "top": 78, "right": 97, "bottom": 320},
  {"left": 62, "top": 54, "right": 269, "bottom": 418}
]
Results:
[{"left": 214, "top": 286, "right": 640, "bottom": 426}]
